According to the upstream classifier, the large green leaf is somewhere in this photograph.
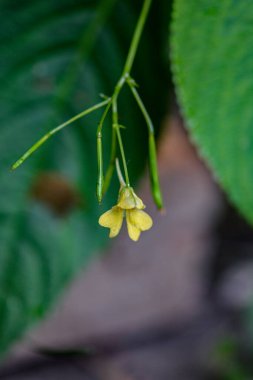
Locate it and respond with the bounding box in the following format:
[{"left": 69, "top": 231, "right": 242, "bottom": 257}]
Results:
[
  {"left": 0, "top": 0, "right": 168, "bottom": 355},
  {"left": 171, "top": 1, "right": 253, "bottom": 222}
]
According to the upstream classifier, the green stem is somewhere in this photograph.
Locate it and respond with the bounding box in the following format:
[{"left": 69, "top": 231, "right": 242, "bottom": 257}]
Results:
[
  {"left": 100, "top": 78, "right": 126, "bottom": 194},
  {"left": 112, "top": 95, "right": 130, "bottom": 187},
  {"left": 127, "top": 80, "right": 163, "bottom": 209},
  {"left": 115, "top": 126, "right": 130, "bottom": 187},
  {"left": 123, "top": 0, "right": 152, "bottom": 75},
  {"left": 12, "top": 98, "right": 110, "bottom": 170},
  {"left": 100, "top": 0, "right": 153, "bottom": 192},
  {"left": 115, "top": 158, "right": 126, "bottom": 187},
  {"left": 102, "top": 127, "right": 116, "bottom": 195},
  {"left": 97, "top": 100, "right": 112, "bottom": 136},
  {"left": 127, "top": 82, "right": 154, "bottom": 133}
]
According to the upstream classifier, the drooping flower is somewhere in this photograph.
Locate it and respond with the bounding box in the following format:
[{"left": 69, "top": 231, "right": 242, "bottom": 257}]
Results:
[{"left": 99, "top": 186, "right": 153, "bottom": 241}]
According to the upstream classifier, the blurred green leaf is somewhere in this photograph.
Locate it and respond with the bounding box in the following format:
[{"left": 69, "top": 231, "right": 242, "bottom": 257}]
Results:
[
  {"left": 0, "top": 0, "right": 168, "bottom": 355},
  {"left": 171, "top": 0, "right": 253, "bottom": 222},
  {"left": 215, "top": 338, "right": 249, "bottom": 380}
]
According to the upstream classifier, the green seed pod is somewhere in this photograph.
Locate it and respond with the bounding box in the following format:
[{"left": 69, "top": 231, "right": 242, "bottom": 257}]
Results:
[
  {"left": 148, "top": 134, "right": 163, "bottom": 209},
  {"left": 96, "top": 131, "right": 103, "bottom": 203}
]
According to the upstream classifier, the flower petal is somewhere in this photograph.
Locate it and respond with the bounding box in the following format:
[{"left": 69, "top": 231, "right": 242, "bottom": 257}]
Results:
[
  {"left": 99, "top": 206, "right": 124, "bottom": 238},
  {"left": 128, "top": 209, "right": 153, "bottom": 231},
  {"left": 133, "top": 192, "right": 145, "bottom": 209},
  {"left": 117, "top": 187, "right": 145, "bottom": 210},
  {"left": 126, "top": 211, "right": 141, "bottom": 241}
]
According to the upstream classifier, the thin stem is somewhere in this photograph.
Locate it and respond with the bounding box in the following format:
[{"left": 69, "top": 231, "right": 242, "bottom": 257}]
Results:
[
  {"left": 97, "top": 100, "right": 112, "bottom": 136},
  {"left": 127, "top": 80, "right": 163, "bottom": 209},
  {"left": 101, "top": 78, "right": 125, "bottom": 194},
  {"left": 115, "top": 126, "right": 130, "bottom": 187},
  {"left": 100, "top": 0, "right": 153, "bottom": 192},
  {"left": 127, "top": 81, "right": 154, "bottom": 133},
  {"left": 12, "top": 98, "right": 110, "bottom": 170},
  {"left": 115, "top": 158, "right": 126, "bottom": 187},
  {"left": 123, "top": 0, "right": 152, "bottom": 75},
  {"left": 103, "top": 127, "right": 116, "bottom": 195},
  {"left": 112, "top": 96, "right": 130, "bottom": 187}
]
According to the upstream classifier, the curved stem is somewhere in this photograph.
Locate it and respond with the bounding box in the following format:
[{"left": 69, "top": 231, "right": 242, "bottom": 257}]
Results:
[
  {"left": 115, "top": 158, "right": 126, "bottom": 187},
  {"left": 123, "top": 0, "right": 153, "bottom": 75},
  {"left": 99, "top": 0, "right": 153, "bottom": 195},
  {"left": 127, "top": 81, "right": 154, "bottom": 133},
  {"left": 112, "top": 95, "right": 130, "bottom": 187},
  {"left": 127, "top": 80, "right": 163, "bottom": 209},
  {"left": 12, "top": 98, "right": 110, "bottom": 170}
]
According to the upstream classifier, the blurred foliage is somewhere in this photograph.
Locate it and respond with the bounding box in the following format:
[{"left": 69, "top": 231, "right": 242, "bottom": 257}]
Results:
[
  {"left": 172, "top": 4, "right": 253, "bottom": 373},
  {"left": 0, "top": 0, "right": 169, "bottom": 355},
  {"left": 4, "top": 0, "right": 253, "bottom": 363},
  {"left": 171, "top": 0, "right": 253, "bottom": 224},
  {"left": 215, "top": 338, "right": 250, "bottom": 380}
]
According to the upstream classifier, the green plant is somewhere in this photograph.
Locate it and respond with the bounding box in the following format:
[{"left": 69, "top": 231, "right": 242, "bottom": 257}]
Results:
[
  {"left": 0, "top": 0, "right": 168, "bottom": 356},
  {"left": 1, "top": 0, "right": 253, "bottom": 359},
  {"left": 12, "top": 0, "right": 162, "bottom": 241}
]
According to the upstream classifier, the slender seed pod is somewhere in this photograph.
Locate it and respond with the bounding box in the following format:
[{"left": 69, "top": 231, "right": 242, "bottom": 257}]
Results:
[
  {"left": 96, "top": 131, "right": 103, "bottom": 203},
  {"left": 95, "top": 100, "right": 112, "bottom": 202},
  {"left": 148, "top": 134, "right": 163, "bottom": 209}
]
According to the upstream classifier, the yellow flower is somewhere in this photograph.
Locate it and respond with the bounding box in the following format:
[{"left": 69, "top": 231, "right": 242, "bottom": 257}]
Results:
[{"left": 99, "top": 187, "right": 153, "bottom": 241}]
